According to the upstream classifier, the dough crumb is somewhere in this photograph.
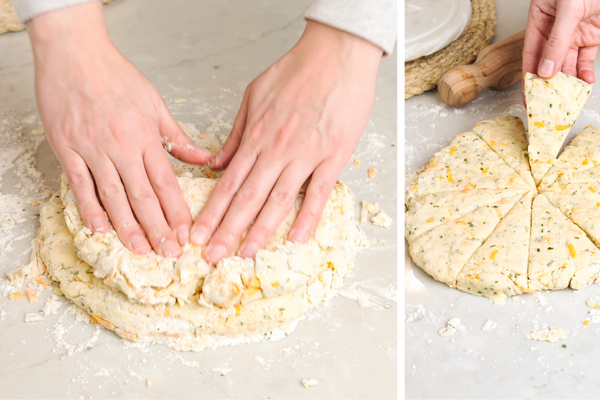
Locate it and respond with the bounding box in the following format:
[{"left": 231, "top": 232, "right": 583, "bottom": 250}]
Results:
[
  {"left": 368, "top": 168, "right": 376, "bottom": 178},
  {"left": 360, "top": 201, "right": 379, "bottom": 223},
  {"left": 301, "top": 378, "right": 319, "bottom": 388},
  {"left": 357, "top": 295, "right": 368, "bottom": 308},
  {"left": 353, "top": 159, "right": 360, "bottom": 167},
  {"left": 371, "top": 211, "right": 393, "bottom": 228},
  {"left": 172, "top": 98, "right": 187, "bottom": 104},
  {"left": 24, "top": 313, "right": 43, "bottom": 322},
  {"left": 439, "top": 317, "right": 466, "bottom": 337},
  {"left": 146, "top": 379, "right": 152, "bottom": 387},
  {"left": 14, "top": 183, "right": 22, "bottom": 189},
  {"left": 527, "top": 326, "right": 566, "bottom": 342},
  {"left": 482, "top": 319, "right": 497, "bottom": 331},
  {"left": 31, "top": 129, "right": 45, "bottom": 136}
]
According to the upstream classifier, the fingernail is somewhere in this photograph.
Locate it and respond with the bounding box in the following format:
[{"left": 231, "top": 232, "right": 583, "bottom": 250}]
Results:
[
  {"left": 239, "top": 242, "right": 258, "bottom": 258},
  {"left": 162, "top": 240, "right": 180, "bottom": 257},
  {"left": 289, "top": 228, "right": 308, "bottom": 243},
  {"left": 206, "top": 245, "right": 226, "bottom": 262},
  {"left": 539, "top": 59, "right": 555, "bottom": 77},
  {"left": 209, "top": 151, "right": 222, "bottom": 169},
  {"left": 177, "top": 226, "right": 189, "bottom": 245},
  {"left": 91, "top": 217, "right": 106, "bottom": 233},
  {"left": 191, "top": 226, "right": 209, "bottom": 246},
  {"left": 131, "top": 235, "right": 150, "bottom": 253}
]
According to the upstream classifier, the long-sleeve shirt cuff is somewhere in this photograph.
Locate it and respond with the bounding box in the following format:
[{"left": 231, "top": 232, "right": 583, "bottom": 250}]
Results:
[
  {"left": 12, "top": 0, "right": 100, "bottom": 23},
  {"left": 304, "top": 0, "right": 397, "bottom": 56}
]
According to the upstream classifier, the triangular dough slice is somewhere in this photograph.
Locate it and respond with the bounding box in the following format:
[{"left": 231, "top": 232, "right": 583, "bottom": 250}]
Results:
[
  {"left": 528, "top": 195, "right": 600, "bottom": 291},
  {"left": 539, "top": 126, "right": 600, "bottom": 190},
  {"left": 524, "top": 72, "right": 592, "bottom": 185},
  {"left": 406, "top": 131, "right": 531, "bottom": 203},
  {"left": 456, "top": 192, "right": 533, "bottom": 305},
  {"left": 472, "top": 116, "right": 536, "bottom": 190},
  {"left": 543, "top": 182, "right": 600, "bottom": 248},
  {"left": 405, "top": 187, "right": 530, "bottom": 244},
  {"left": 409, "top": 194, "right": 522, "bottom": 286}
]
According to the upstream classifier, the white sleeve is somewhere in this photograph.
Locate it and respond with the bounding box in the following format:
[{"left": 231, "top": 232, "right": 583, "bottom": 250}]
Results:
[
  {"left": 12, "top": 0, "right": 100, "bottom": 23},
  {"left": 304, "top": 0, "right": 397, "bottom": 56}
]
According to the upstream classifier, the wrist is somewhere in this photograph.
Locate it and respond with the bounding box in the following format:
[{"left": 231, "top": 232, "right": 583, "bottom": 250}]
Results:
[
  {"left": 297, "top": 20, "right": 383, "bottom": 66},
  {"left": 28, "top": 1, "right": 114, "bottom": 59}
]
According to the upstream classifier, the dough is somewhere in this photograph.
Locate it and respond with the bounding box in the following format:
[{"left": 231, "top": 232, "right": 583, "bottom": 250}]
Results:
[
  {"left": 471, "top": 116, "right": 536, "bottom": 190},
  {"left": 406, "top": 74, "right": 600, "bottom": 304},
  {"left": 539, "top": 125, "right": 600, "bottom": 190},
  {"left": 524, "top": 72, "right": 591, "bottom": 185},
  {"left": 30, "top": 127, "right": 366, "bottom": 351},
  {"left": 0, "top": 0, "right": 25, "bottom": 34},
  {"left": 456, "top": 192, "right": 533, "bottom": 304},
  {"left": 409, "top": 194, "right": 522, "bottom": 285}
]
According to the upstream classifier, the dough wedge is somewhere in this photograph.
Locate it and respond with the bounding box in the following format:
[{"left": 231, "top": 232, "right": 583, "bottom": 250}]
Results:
[
  {"left": 409, "top": 194, "right": 523, "bottom": 286},
  {"left": 528, "top": 194, "right": 600, "bottom": 291},
  {"left": 539, "top": 126, "right": 600, "bottom": 190},
  {"left": 472, "top": 116, "right": 536, "bottom": 190},
  {"left": 456, "top": 192, "right": 533, "bottom": 304},
  {"left": 524, "top": 72, "right": 591, "bottom": 185}
]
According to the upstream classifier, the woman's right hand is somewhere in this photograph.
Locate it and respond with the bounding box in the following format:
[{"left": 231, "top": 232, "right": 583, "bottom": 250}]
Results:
[{"left": 28, "top": 1, "right": 211, "bottom": 257}]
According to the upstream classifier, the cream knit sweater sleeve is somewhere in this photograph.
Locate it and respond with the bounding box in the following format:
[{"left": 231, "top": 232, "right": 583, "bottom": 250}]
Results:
[{"left": 304, "top": 0, "right": 397, "bottom": 56}]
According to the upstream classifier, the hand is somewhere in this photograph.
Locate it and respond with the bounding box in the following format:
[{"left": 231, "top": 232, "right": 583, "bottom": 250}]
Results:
[
  {"left": 190, "top": 20, "right": 383, "bottom": 264},
  {"left": 523, "top": 0, "right": 600, "bottom": 83},
  {"left": 28, "top": 2, "right": 211, "bottom": 257}
]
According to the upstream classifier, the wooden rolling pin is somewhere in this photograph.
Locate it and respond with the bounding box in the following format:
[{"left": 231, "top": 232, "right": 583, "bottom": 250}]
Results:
[{"left": 438, "top": 29, "right": 526, "bottom": 107}]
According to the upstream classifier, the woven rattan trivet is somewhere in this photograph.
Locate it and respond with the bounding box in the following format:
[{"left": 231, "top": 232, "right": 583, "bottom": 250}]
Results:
[{"left": 405, "top": 0, "right": 497, "bottom": 100}]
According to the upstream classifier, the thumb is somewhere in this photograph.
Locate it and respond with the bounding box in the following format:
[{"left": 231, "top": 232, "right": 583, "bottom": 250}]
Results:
[
  {"left": 158, "top": 103, "right": 212, "bottom": 165},
  {"left": 538, "top": 2, "right": 581, "bottom": 78}
]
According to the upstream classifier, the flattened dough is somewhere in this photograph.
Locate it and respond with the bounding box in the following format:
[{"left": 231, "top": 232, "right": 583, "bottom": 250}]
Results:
[
  {"left": 528, "top": 194, "right": 600, "bottom": 291},
  {"left": 456, "top": 192, "right": 533, "bottom": 304},
  {"left": 472, "top": 116, "right": 536, "bottom": 190},
  {"left": 524, "top": 72, "right": 591, "bottom": 185},
  {"left": 539, "top": 126, "right": 600, "bottom": 190},
  {"left": 405, "top": 187, "right": 529, "bottom": 244},
  {"left": 409, "top": 194, "right": 522, "bottom": 286},
  {"left": 33, "top": 175, "right": 364, "bottom": 351},
  {"left": 406, "top": 131, "right": 530, "bottom": 204},
  {"left": 543, "top": 181, "right": 600, "bottom": 248}
]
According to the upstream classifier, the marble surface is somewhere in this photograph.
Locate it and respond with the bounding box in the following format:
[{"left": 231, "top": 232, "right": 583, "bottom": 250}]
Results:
[
  {"left": 405, "top": 1, "right": 600, "bottom": 398},
  {"left": 0, "top": 1, "right": 397, "bottom": 398}
]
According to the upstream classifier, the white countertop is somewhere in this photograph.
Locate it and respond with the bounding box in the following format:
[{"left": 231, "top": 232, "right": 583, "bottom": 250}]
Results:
[
  {"left": 0, "top": 1, "right": 397, "bottom": 398},
  {"left": 405, "top": 1, "right": 600, "bottom": 398}
]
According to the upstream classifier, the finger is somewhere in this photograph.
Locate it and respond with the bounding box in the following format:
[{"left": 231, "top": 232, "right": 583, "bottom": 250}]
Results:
[
  {"left": 288, "top": 159, "right": 341, "bottom": 244},
  {"left": 523, "top": 24, "right": 548, "bottom": 77},
  {"left": 577, "top": 45, "right": 598, "bottom": 84},
  {"left": 190, "top": 146, "right": 258, "bottom": 246},
  {"left": 203, "top": 156, "right": 282, "bottom": 263},
  {"left": 115, "top": 158, "right": 182, "bottom": 257},
  {"left": 144, "top": 146, "right": 192, "bottom": 246},
  {"left": 59, "top": 148, "right": 109, "bottom": 234},
  {"left": 537, "top": 3, "right": 580, "bottom": 78},
  {"left": 238, "top": 161, "right": 311, "bottom": 258},
  {"left": 209, "top": 88, "right": 250, "bottom": 170},
  {"left": 561, "top": 46, "right": 579, "bottom": 77},
  {"left": 88, "top": 157, "right": 152, "bottom": 255},
  {"left": 158, "top": 102, "right": 212, "bottom": 165}
]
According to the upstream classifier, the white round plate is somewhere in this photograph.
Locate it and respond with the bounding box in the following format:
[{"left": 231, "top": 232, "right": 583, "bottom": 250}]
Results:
[{"left": 405, "top": 0, "right": 472, "bottom": 62}]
